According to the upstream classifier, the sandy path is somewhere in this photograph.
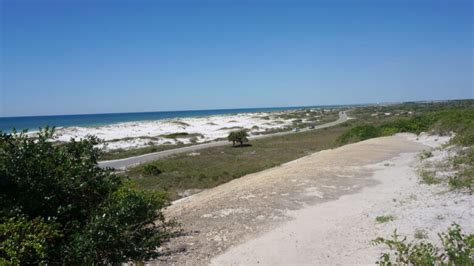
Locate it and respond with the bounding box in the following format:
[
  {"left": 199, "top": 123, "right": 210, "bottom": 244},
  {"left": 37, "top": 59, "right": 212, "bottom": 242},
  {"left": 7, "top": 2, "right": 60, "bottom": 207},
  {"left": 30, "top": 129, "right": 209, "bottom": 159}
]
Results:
[
  {"left": 153, "top": 134, "right": 433, "bottom": 265},
  {"left": 212, "top": 135, "right": 472, "bottom": 265}
]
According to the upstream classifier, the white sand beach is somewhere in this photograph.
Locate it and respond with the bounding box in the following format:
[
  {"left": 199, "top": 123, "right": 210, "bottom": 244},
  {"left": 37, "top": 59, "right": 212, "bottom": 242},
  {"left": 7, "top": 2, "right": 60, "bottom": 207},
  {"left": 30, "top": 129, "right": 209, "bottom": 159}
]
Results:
[{"left": 50, "top": 109, "right": 332, "bottom": 150}]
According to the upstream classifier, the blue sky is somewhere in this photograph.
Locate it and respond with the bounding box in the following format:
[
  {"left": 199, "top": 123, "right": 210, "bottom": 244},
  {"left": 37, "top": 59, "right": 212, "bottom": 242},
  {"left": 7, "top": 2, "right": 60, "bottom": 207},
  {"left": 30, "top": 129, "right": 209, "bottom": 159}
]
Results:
[{"left": 1, "top": 0, "right": 472, "bottom": 117}]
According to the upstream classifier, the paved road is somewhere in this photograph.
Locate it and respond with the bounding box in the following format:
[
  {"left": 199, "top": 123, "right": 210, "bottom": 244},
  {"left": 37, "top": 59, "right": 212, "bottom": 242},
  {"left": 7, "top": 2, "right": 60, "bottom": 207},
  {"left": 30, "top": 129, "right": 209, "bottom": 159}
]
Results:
[{"left": 99, "top": 111, "right": 348, "bottom": 169}]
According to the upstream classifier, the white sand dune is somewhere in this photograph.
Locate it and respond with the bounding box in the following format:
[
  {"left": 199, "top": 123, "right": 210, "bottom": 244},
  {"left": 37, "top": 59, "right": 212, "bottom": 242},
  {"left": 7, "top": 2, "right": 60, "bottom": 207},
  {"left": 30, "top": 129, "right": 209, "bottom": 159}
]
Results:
[{"left": 50, "top": 110, "right": 324, "bottom": 150}]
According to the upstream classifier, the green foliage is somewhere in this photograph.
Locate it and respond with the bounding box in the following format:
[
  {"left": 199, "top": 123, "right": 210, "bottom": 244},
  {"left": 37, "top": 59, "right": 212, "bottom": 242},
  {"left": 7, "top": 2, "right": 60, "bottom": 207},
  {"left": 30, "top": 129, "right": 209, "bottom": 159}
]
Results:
[
  {"left": 375, "top": 215, "right": 395, "bottom": 223},
  {"left": 101, "top": 143, "right": 192, "bottom": 161},
  {"left": 438, "top": 223, "right": 473, "bottom": 264},
  {"left": 161, "top": 132, "right": 189, "bottom": 138},
  {"left": 337, "top": 125, "right": 381, "bottom": 144},
  {"left": 338, "top": 107, "right": 474, "bottom": 145},
  {"left": 143, "top": 164, "right": 163, "bottom": 176},
  {"left": 66, "top": 186, "right": 174, "bottom": 263},
  {"left": 129, "top": 126, "right": 345, "bottom": 200},
  {"left": 418, "top": 169, "right": 441, "bottom": 185},
  {"left": 0, "top": 216, "right": 61, "bottom": 265},
  {"left": 419, "top": 150, "right": 433, "bottom": 160},
  {"left": 448, "top": 147, "right": 473, "bottom": 191},
  {"left": 227, "top": 130, "right": 249, "bottom": 147},
  {"left": 372, "top": 223, "right": 474, "bottom": 265},
  {"left": 0, "top": 128, "right": 174, "bottom": 264}
]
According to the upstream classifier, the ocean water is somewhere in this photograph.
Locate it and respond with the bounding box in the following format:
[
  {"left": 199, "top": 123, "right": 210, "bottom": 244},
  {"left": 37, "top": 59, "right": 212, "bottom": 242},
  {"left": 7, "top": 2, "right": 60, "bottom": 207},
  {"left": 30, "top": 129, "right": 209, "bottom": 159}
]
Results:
[{"left": 0, "top": 106, "right": 340, "bottom": 132}]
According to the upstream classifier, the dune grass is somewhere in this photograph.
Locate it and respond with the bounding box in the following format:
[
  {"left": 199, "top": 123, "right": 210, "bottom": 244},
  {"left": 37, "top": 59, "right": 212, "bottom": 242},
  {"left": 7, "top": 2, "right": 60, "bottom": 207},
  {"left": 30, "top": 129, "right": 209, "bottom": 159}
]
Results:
[{"left": 101, "top": 144, "right": 193, "bottom": 161}]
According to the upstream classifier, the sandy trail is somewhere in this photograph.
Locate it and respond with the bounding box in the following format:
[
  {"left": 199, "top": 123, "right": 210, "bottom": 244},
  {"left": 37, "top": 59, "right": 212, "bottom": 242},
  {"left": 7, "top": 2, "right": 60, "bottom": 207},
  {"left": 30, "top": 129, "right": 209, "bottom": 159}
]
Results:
[{"left": 153, "top": 134, "right": 447, "bottom": 265}]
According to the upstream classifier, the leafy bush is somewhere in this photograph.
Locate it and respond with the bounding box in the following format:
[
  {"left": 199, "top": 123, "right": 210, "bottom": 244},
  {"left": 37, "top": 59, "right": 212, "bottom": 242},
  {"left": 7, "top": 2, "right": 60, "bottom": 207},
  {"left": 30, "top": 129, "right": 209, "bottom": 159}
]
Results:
[
  {"left": 339, "top": 107, "right": 474, "bottom": 145},
  {"left": 0, "top": 216, "right": 60, "bottom": 265},
  {"left": 0, "top": 128, "right": 175, "bottom": 264},
  {"left": 337, "top": 125, "right": 381, "bottom": 144},
  {"left": 143, "top": 164, "right": 163, "bottom": 176},
  {"left": 375, "top": 215, "right": 395, "bottom": 223},
  {"left": 372, "top": 223, "right": 473, "bottom": 265},
  {"left": 419, "top": 150, "right": 433, "bottom": 160}
]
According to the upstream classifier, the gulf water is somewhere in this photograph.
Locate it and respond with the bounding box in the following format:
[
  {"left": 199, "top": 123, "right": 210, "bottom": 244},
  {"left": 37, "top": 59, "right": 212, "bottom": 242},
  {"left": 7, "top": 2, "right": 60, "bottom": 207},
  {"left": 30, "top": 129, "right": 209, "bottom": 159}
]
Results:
[{"left": 0, "top": 105, "right": 343, "bottom": 132}]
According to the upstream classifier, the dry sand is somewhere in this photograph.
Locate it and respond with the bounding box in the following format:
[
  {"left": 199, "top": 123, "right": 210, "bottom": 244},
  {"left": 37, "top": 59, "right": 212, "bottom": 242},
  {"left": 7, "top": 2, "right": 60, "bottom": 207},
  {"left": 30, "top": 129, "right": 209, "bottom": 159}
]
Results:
[
  {"left": 150, "top": 133, "right": 474, "bottom": 265},
  {"left": 48, "top": 109, "right": 329, "bottom": 150}
]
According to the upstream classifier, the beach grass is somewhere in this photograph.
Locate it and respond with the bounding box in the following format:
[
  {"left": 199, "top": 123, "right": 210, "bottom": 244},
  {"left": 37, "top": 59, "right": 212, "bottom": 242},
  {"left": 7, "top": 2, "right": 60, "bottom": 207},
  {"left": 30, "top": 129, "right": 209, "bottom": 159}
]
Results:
[
  {"left": 101, "top": 144, "right": 193, "bottom": 161},
  {"left": 126, "top": 126, "right": 347, "bottom": 200}
]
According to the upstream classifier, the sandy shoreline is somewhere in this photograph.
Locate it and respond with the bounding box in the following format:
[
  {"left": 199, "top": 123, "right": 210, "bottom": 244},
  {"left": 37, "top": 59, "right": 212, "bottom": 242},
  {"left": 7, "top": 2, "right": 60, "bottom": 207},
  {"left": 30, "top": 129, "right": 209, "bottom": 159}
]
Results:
[{"left": 47, "top": 109, "right": 334, "bottom": 151}]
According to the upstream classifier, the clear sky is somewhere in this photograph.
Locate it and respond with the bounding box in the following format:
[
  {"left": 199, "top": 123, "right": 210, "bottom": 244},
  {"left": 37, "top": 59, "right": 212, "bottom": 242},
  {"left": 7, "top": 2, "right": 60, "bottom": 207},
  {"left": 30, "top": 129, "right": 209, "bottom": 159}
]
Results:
[{"left": 1, "top": 0, "right": 472, "bottom": 117}]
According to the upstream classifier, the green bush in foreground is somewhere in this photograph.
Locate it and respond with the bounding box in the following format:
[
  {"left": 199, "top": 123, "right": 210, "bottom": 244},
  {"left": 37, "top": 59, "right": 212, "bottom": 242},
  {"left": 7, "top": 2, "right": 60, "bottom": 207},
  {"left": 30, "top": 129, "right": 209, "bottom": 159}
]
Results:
[
  {"left": 0, "top": 128, "right": 175, "bottom": 264},
  {"left": 372, "top": 223, "right": 474, "bottom": 265}
]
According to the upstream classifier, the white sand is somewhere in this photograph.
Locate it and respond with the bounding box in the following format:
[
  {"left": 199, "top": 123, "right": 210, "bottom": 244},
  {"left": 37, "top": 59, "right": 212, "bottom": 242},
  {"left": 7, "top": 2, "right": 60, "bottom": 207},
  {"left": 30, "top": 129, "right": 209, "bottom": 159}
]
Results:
[
  {"left": 211, "top": 134, "right": 473, "bottom": 265},
  {"left": 46, "top": 110, "right": 327, "bottom": 150}
]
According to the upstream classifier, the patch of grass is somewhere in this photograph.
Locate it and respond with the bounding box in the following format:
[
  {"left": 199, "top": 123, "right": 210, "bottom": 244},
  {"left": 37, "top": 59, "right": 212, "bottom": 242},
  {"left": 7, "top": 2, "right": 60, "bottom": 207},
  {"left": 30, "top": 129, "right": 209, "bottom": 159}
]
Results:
[
  {"left": 127, "top": 126, "right": 347, "bottom": 200},
  {"left": 418, "top": 169, "right": 441, "bottom": 185},
  {"left": 447, "top": 147, "right": 473, "bottom": 192},
  {"left": 169, "top": 120, "right": 190, "bottom": 127},
  {"left": 448, "top": 168, "right": 473, "bottom": 191},
  {"left": 337, "top": 124, "right": 382, "bottom": 144},
  {"left": 143, "top": 164, "right": 162, "bottom": 176},
  {"left": 414, "top": 229, "right": 428, "bottom": 239},
  {"left": 218, "top": 126, "right": 244, "bottom": 131},
  {"left": 161, "top": 132, "right": 189, "bottom": 138},
  {"left": 339, "top": 102, "right": 474, "bottom": 145},
  {"left": 375, "top": 215, "right": 395, "bottom": 223},
  {"left": 419, "top": 150, "right": 433, "bottom": 160},
  {"left": 101, "top": 144, "right": 193, "bottom": 161}
]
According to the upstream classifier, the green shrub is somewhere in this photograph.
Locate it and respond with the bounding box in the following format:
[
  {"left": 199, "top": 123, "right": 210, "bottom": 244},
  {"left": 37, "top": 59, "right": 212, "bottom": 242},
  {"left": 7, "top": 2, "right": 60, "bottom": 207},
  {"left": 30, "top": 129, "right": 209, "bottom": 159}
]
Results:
[
  {"left": 66, "top": 186, "right": 173, "bottom": 263},
  {"left": 372, "top": 223, "right": 473, "bottom": 265},
  {"left": 0, "top": 216, "right": 61, "bottom": 265},
  {"left": 448, "top": 168, "right": 473, "bottom": 191},
  {"left": 375, "top": 215, "right": 395, "bottom": 223},
  {"left": 340, "top": 107, "right": 474, "bottom": 146},
  {"left": 0, "top": 128, "right": 175, "bottom": 264},
  {"left": 161, "top": 132, "right": 189, "bottom": 138},
  {"left": 419, "top": 169, "right": 441, "bottom": 185},
  {"left": 419, "top": 150, "right": 433, "bottom": 160},
  {"left": 143, "top": 164, "right": 163, "bottom": 176},
  {"left": 337, "top": 124, "right": 381, "bottom": 144}
]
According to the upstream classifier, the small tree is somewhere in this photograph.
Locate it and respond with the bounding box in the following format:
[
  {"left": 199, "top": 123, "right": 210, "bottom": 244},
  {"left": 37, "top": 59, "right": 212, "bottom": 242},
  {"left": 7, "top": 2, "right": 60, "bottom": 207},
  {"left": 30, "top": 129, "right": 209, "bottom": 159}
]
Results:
[
  {"left": 228, "top": 130, "right": 249, "bottom": 147},
  {"left": 0, "top": 128, "right": 175, "bottom": 264}
]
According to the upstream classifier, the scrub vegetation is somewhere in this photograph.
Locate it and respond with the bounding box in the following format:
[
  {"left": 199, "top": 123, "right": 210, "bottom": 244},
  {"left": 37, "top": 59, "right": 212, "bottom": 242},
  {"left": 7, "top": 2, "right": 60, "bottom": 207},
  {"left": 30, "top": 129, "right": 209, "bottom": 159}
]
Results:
[
  {"left": 0, "top": 129, "right": 176, "bottom": 264},
  {"left": 373, "top": 224, "right": 473, "bottom": 265},
  {"left": 126, "top": 100, "right": 474, "bottom": 200},
  {"left": 127, "top": 126, "right": 346, "bottom": 200}
]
